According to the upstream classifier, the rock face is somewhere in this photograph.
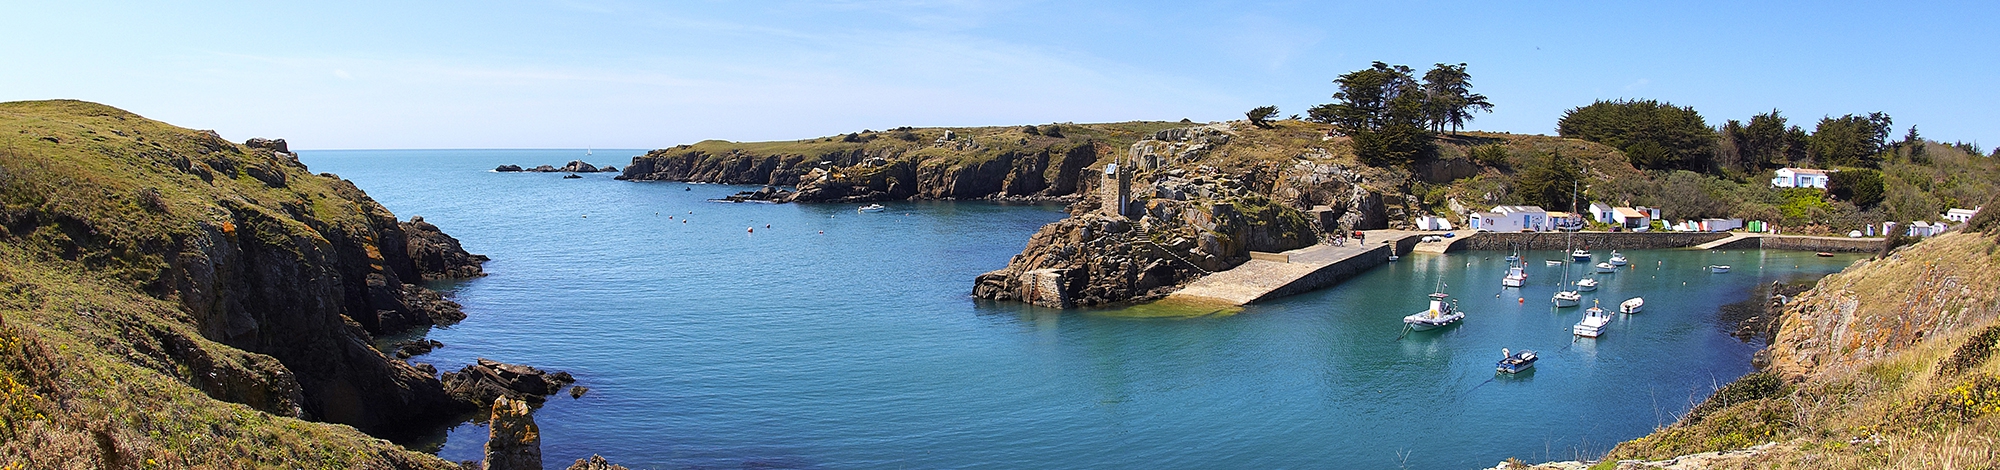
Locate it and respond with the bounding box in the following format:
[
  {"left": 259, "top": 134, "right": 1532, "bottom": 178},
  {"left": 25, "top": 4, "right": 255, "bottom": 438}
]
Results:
[
  {"left": 617, "top": 140, "right": 1105, "bottom": 203},
  {"left": 1757, "top": 232, "right": 2000, "bottom": 378},
  {"left": 974, "top": 172, "right": 1319, "bottom": 308},
  {"left": 400, "top": 216, "right": 489, "bottom": 280},
  {"left": 441, "top": 358, "right": 577, "bottom": 406},
  {"left": 484, "top": 396, "right": 542, "bottom": 470}
]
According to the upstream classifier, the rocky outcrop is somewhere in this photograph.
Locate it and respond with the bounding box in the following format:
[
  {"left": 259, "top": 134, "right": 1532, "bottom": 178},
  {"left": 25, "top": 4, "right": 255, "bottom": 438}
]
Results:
[
  {"left": 485, "top": 396, "right": 542, "bottom": 470},
  {"left": 566, "top": 455, "right": 631, "bottom": 470},
  {"left": 498, "top": 161, "right": 618, "bottom": 173},
  {"left": 399, "top": 216, "right": 489, "bottom": 280},
  {"left": 1756, "top": 232, "right": 2000, "bottom": 378},
  {"left": 441, "top": 358, "right": 577, "bottom": 406},
  {"left": 1269, "top": 161, "right": 1389, "bottom": 231},
  {"left": 495, "top": 164, "right": 524, "bottom": 172},
  {"left": 618, "top": 140, "right": 1106, "bottom": 203},
  {"left": 722, "top": 185, "right": 794, "bottom": 202}
]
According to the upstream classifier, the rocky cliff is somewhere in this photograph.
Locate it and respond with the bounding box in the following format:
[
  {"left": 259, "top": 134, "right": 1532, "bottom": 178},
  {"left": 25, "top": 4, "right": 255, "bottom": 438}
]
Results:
[
  {"left": 0, "top": 100, "right": 488, "bottom": 466},
  {"left": 616, "top": 123, "right": 1188, "bottom": 202}
]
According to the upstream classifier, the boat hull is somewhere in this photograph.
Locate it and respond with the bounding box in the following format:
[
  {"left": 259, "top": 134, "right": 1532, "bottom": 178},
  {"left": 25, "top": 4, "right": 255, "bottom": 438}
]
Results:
[{"left": 1553, "top": 293, "right": 1580, "bottom": 307}]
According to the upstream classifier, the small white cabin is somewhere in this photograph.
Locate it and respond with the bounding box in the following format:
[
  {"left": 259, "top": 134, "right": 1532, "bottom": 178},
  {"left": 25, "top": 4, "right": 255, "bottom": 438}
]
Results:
[{"left": 1772, "top": 168, "right": 1832, "bottom": 189}]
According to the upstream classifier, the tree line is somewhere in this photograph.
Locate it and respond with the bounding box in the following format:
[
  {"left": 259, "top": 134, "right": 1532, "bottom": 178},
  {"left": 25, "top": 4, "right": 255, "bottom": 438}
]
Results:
[{"left": 1248, "top": 61, "right": 1494, "bottom": 167}]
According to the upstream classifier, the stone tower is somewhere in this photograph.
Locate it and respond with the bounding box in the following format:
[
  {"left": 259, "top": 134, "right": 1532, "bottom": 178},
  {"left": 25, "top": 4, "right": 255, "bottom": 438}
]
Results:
[{"left": 1101, "top": 163, "right": 1131, "bottom": 218}]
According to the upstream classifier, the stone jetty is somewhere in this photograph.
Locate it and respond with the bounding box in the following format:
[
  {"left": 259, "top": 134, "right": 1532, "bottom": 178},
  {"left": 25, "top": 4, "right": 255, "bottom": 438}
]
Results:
[{"left": 1167, "top": 230, "right": 1423, "bottom": 305}]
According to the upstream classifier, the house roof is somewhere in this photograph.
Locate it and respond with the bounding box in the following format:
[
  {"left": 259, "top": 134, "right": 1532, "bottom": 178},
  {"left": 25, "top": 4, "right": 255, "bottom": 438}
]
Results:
[
  {"left": 1782, "top": 168, "right": 1830, "bottom": 175},
  {"left": 1613, "top": 207, "right": 1646, "bottom": 218},
  {"left": 1492, "top": 205, "right": 1547, "bottom": 213},
  {"left": 1948, "top": 208, "right": 1978, "bottom": 216}
]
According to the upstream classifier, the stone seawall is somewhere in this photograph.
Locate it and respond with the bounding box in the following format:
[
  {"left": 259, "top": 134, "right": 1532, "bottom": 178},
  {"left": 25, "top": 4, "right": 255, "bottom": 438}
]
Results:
[
  {"left": 1446, "top": 232, "right": 1730, "bottom": 252},
  {"left": 1255, "top": 244, "right": 1392, "bottom": 302},
  {"left": 1711, "top": 235, "right": 1883, "bottom": 253}
]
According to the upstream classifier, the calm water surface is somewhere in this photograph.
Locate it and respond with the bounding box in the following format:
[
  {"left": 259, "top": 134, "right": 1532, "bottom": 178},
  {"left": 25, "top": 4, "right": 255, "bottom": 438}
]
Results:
[{"left": 302, "top": 149, "right": 1864, "bottom": 469}]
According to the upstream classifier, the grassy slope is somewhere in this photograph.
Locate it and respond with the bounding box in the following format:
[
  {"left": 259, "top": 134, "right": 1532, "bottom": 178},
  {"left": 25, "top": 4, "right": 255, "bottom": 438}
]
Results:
[
  {"left": 0, "top": 100, "right": 454, "bottom": 467},
  {"left": 1593, "top": 230, "right": 2000, "bottom": 468}
]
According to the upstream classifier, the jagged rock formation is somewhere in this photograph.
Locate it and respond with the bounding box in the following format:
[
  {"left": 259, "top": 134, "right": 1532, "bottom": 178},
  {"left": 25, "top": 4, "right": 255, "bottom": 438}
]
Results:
[
  {"left": 496, "top": 161, "right": 617, "bottom": 173},
  {"left": 441, "top": 358, "right": 577, "bottom": 406},
  {"left": 485, "top": 396, "right": 542, "bottom": 470},
  {"left": 615, "top": 126, "right": 1123, "bottom": 203}
]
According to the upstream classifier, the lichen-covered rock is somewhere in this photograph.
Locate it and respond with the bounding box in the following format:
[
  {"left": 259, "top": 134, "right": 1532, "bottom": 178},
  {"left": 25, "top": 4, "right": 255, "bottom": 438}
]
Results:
[
  {"left": 566, "top": 455, "right": 630, "bottom": 470},
  {"left": 485, "top": 396, "right": 541, "bottom": 470}
]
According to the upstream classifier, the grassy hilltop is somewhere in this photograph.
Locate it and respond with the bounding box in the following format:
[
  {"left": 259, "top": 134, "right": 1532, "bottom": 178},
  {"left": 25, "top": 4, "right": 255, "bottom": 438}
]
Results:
[{"left": 0, "top": 100, "right": 460, "bottom": 467}]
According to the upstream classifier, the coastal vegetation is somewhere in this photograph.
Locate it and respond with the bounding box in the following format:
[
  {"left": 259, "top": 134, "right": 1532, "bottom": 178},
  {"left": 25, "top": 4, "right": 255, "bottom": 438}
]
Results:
[{"left": 0, "top": 100, "right": 483, "bottom": 466}]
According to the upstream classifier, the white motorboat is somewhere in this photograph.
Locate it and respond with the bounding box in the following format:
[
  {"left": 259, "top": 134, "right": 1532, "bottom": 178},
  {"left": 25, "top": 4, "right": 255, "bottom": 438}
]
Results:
[
  {"left": 857, "top": 204, "right": 886, "bottom": 213},
  {"left": 1545, "top": 259, "right": 1565, "bottom": 266},
  {"left": 1709, "top": 265, "right": 1731, "bottom": 273},
  {"left": 1595, "top": 262, "right": 1617, "bottom": 273},
  {"left": 1575, "top": 277, "right": 1598, "bottom": 292},
  {"left": 1502, "top": 264, "right": 1527, "bottom": 288},
  {"left": 1403, "top": 289, "right": 1464, "bottom": 331},
  {"left": 1620, "top": 297, "right": 1645, "bottom": 314},
  {"left": 1571, "top": 249, "right": 1592, "bottom": 262},
  {"left": 1497, "top": 348, "right": 1537, "bottom": 374},
  {"left": 1608, "top": 251, "right": 1628, "bottom": 266},
  {"left": 1574, "top": 301, "right": 1612, "bottom": 337}
]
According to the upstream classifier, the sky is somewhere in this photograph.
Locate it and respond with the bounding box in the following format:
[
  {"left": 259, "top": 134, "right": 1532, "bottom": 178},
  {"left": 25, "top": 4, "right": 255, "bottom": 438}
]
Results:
[{"left": 2, "top": 1, "right": 1994, "bottom": 150}]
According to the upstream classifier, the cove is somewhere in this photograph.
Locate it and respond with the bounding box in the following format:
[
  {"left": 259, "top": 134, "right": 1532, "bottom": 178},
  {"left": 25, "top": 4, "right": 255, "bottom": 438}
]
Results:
[{"left": 302, "top": 149, "right": 1865, "bottom": 469}]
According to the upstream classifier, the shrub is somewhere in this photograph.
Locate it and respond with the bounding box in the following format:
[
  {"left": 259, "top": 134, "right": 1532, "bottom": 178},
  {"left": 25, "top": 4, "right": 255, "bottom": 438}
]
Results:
[
  {"left": 1828, "top": 168, "right": 1885, "bottom": 208},
  {"left": 1557, "top": 99, "right": 1715, "bottom": 171}
]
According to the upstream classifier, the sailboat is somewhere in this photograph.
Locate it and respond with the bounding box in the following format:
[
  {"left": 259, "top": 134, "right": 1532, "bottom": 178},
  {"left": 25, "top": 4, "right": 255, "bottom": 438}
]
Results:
[
  {"left": 1403, "top": 279, "right": 1464, "bottom": 331},
  {"left": 1553, "top": 264, "right": 1581, "bottom": 308}
]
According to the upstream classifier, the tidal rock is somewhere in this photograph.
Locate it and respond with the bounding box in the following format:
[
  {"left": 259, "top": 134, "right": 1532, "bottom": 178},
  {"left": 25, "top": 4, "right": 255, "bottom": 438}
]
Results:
[
  {"left": 392, "top": 339, "right": 444, "bottom": 359},
  {"left": 568, "top": 385, "right": 590, "bottom": 399},
  {"left": 559, "top": 160, "right": 600, "bottom": 172},
  {"left": 531, "top": 165, "right": 558, "bottom": 172},
  {"left": 485, "top": 396, "right": 542, "bottom": 470},
  {"left": 495, "top": 164, "right": 524, "bottom": 172},
  {"left": 400, "top": 215, "right": 489, "bottom": 280},
  {"left": 600, "top": 165, "right": 618, "bottom": 172},
  {"left": 566, "top": 455, "right": 630, "bottom": 470},
  {"left": 723, "top": 185, "right": 793, "bottom": 202},
  {"left": 441, "top": 358, "right": 576, "bottom": 406}
]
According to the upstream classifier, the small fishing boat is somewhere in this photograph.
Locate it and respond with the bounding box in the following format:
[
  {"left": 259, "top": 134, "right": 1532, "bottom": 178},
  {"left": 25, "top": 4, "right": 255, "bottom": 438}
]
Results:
[
  {"left": 1575, "top": 277, "right": 1598, "bottom": 292},
  {"left": 1816, "top": 252, "right": 1834, "bottom": 257},
  {"left": 1709, "top": 265, "right": 1731, "bottom": 273},
  {"left": 1574, "top": 301, "right": 1612, "bottom": 337},
  {"left": 856, "top": 204, "right": 887, "bottom": 213},
  {"left": 1545, "top": 259, "right": 1565, "bottom": 266},
  {"left": 1502, "top": 263, "right": 1527, "bottom": 288},
  {"left": 1403, "top": 287, "right": 1464, "bottom": 331},
  {"left": 1620, "top": 297, "right": 1645, "bottom": 314},
  {"left": 1571, "top": 248, "right": 1592, "bottom": 262},
  {"left": 1608, "top": 251, "right": 1628, "bottom": 266},
  {"left": 562, "top": 173, "right": 583, "bottom": 179},
  {"left": 1595, "top": 262, "right": 1617, "bottom": 273},
  {"left": 1496, "top": 348, "right": 1538, "bottom": 374}
]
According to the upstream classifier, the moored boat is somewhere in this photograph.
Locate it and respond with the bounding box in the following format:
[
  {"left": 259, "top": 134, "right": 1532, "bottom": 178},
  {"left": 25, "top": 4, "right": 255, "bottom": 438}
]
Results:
[
  {"left": 1502, "top": 264, "right": 1527, "bottom": 287},
  {"left": 1816, "top": 252, "right": 1834, "bottom": 257},
  {"left": 1553, "top": 290, "right": 1581, "bottom": 308},
  {"left": 857, "top": 204, "right": 886, "bottom": 213},
  {"left": 1403, "top": 289, "right": 1464, "bottom": 331},
  {"left": 1571, "top": 248, "right": 1591, "bottom": 262},
  {"left": 1575, "top": 277, "right": 1598, "bottom": 292},
  {"left": 1595, "top": 262, "right": 1617, "bottom": 273},
  {"left": 1574, "top": 301, "right": 1612, "bottom": 337},
  {"left": 1709, "top": 265, "right": 1731, "bottom": 273},
  {"left": 1620, "top": 297, "right": 1644, "bottom": 314},
  {"left": 1545, "top": 259, "right": 1564, "bottom": 266},
  {"left": 1497, "top": 348, "right": 1537, "bottom": 374},
  {"left": 1608, "top": 251, "right": 1628, "bottom": 266}
]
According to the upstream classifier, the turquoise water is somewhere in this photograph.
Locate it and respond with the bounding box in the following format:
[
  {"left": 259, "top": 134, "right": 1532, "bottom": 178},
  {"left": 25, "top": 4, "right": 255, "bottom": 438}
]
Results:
[{"left": 302, "top": 149, "right": 1865, "bottom": 469}]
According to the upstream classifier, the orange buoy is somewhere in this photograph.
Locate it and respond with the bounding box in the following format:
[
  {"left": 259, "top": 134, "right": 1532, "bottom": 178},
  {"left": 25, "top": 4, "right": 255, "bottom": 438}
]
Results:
[
  {"left": 748, "top": 227, "right": 754, "bottom": 233},
  {"left": 1518, "top": 297, "right": 1525, "bottom": 304}
]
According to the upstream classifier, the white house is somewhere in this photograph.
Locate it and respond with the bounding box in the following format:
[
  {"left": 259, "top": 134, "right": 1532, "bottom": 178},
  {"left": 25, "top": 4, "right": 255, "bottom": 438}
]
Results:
[
  {"left": 1772, "top": 168, "right": 1833, "bottom": 189},
  {"left": 1588, "top": 202, "right": 1616, "bottom": 224},
  {"left": 1493, "top": 205, "right": 1550, "bottom": 231},
  {"left": 1945, "top": 208, "right": 1980, "bottom": 223},
  {"left": 1611, "top": 207, "right": 1652, "bottom": 230},
  {"left": 1470, "top": 206, "right": 1549, "bottom": 232}
]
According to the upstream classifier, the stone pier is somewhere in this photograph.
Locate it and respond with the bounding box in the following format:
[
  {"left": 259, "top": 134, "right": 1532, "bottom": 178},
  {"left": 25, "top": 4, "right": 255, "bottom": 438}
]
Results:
[{"left": 1166, "top": 231, "right": 1422, "bottom": 306}]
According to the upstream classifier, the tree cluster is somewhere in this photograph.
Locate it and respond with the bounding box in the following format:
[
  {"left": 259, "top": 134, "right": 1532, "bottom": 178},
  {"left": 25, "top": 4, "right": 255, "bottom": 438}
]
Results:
[
  {"left": 1807, "top": 112, "right": 1894, "bottom": 168},
  {"left": 1556, "top": 99, "right": 1715, "bottom": 171},
  {"left": 1306, "top": 62, "right": 1493, "bottom": 168}
]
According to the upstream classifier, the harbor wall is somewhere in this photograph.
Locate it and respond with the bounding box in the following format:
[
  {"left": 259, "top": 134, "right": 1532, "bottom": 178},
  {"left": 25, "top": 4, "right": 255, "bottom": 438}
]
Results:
[
  {"left": 1711, "top": 235, "right": 1883, "bottom": 253},
  {"left": 1254, "top": 244, "right": 1392, "bottom": 302},
  {"left": 1445, "top": 232, "right": 1730, "bottom": 252}
]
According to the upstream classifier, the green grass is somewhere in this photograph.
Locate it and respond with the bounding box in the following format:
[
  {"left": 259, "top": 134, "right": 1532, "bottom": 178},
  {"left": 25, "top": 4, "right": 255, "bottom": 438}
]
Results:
[{"left": 0, "top": 99, "right": 456, "bottom": 466}]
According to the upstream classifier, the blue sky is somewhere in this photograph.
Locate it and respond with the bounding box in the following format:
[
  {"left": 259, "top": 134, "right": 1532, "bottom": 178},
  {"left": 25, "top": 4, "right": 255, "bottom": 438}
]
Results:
[{"left": 3, "top": 1, "right": 1994, "bottom": 150}]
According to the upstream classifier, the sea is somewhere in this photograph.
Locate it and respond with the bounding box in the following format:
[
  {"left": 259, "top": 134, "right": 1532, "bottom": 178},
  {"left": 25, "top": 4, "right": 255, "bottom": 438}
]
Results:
[{"left": 301, "top": 149, "right": 1866, "bottom": 469}]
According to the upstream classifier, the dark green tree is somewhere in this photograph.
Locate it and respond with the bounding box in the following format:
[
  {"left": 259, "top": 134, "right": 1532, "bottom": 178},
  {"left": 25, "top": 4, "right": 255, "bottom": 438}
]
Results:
[
  {"left": 1807, "top": 112, "right": 1892, "bottom": 167},
  {"left": 1308, "top": 62, "right": 1435, "bottom": 167},
  {"left": 1246, "top": 105, "right": 1279, "bottom": 128},
  {"left": 1556, "top": 99, "right": 1714, "bottom": 171},
  {"left": 1827, "top": 168, "right": 1885, "bottom": 207},
  {"left": 1729, "top": 110, "right": 1798, "bottom": 170},
  {"left": 1513, "top": 151, "right": 1582, "bottom": 210},
  {"left": 1420, "top": 63, "right": 1493, "bottom": 134},
  {"left": 1902, "top": 126, "right": 1926, "bottom": 163}
]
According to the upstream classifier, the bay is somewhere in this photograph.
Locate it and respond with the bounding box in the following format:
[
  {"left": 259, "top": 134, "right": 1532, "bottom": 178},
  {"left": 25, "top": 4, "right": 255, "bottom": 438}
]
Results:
[{"left": 302, "top": 149, "right": 1862, "bottom": 469}]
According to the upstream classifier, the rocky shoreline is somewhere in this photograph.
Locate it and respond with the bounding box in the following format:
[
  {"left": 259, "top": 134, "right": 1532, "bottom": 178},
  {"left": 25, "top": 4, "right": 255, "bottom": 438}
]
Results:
[{"left": 496, "top": 160, "right": 620, "bottom": 173}]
